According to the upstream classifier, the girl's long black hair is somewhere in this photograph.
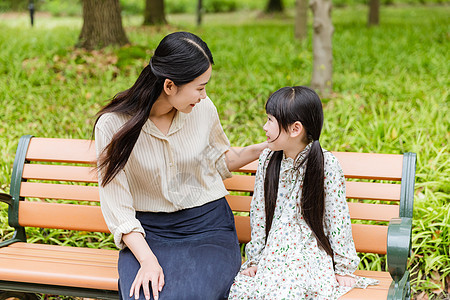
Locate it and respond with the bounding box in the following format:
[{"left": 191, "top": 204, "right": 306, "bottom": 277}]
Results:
[
  {"left": 264, "top": 86, "right": 333, "bottom": 258},
  {"left": 94, "top": 32, "right": 214, "bottom": 186}
]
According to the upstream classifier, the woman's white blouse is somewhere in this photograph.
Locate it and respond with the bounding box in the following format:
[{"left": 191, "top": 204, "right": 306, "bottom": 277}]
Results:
[{"left": 95, "top": 97, "right": 232, "bottom": 249}]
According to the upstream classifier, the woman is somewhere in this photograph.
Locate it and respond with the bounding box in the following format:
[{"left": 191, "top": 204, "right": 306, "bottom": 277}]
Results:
[{"left": 94, "top": 31, "right": 266, "bottom": 300}]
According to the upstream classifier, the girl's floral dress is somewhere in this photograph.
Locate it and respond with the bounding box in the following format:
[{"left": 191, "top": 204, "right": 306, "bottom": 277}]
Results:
[{"left": 228, "top": 145, "right": 378, "bottom": 300}]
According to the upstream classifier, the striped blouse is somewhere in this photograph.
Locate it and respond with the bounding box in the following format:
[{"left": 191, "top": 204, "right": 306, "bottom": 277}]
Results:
[{"left": 95, "top": 97, "right": 232, "bottom": 249}]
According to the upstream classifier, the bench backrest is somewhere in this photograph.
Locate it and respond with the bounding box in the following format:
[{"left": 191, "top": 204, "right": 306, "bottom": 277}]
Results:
[{"left": 5, "top": 136, "right": 416, "bottom": 256}]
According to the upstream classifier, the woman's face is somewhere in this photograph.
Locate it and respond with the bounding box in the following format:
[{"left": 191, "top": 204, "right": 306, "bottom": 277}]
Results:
[{"left": 169, "top": 65, "right": 212, "bottom": 113}]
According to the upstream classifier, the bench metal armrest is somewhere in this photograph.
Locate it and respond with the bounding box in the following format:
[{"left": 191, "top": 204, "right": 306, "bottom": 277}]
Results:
[
  {"left": 0, "top": 193, "right": 13, "bottom": 206},
  {"left": 387, "top": 217, "right": 412, "bottom": 281}
]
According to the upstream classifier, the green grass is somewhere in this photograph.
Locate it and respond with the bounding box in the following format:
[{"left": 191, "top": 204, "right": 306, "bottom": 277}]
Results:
[{"left": 0, "top": 5, "right": 449, "bottom": 299}]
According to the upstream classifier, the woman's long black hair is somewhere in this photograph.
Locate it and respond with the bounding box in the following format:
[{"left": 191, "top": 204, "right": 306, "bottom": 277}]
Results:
[
  {"left": 94, "top": 32, "right": 214, "bottom": 186},
  {"left": 264, "top": 86, "right": 333, "bottom": 258}
]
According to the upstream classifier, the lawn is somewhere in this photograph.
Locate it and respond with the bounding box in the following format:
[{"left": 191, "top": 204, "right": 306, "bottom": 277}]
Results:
[{"left": 0, "top": 5, "right": 449, "bottom": 298}]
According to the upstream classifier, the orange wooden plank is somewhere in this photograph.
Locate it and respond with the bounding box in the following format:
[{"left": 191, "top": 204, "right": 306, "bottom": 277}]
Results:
[
  {"left": 226, "top": 195, "right": 252, "bottom": 212},
  {"left": 346, "top": 181, "right": 401, "bottom": 201},
  {"left": 224, "top": 175, "right": 255, "bottom": 193},
  {"left": 348, "top": 202, "right": 399, "bottom": 221},
  {"left": 22, "top": 164, "right": 98, "bottom": 183},
  {"left": 5, "top": 242, "right": 117, "bottom": 256},
  {"left": 332, "top": 152, "right": 402, "bottom": 181},
  {"left": 352, "top": 224, "right": 388, "bottom": 254},
  {"left": 235, "top": 215, "right": 251, "bottom": 243},
  {"left": 235, "top": 214, "right": 387, "bottom": 254},
  {"left": 0, "top": 252, "right": 118, "bottom": 290},
  {"left": 18, "top": 201, "right": 109, "bottom": 233},
  {"left": 341, "top": 270, "right": 391, "bottom": 299},
  {"left": 20, "top": 182, "right": 99, "bottom": 202},
  {"left": 26, "top": 138, "right": 96, "bottom": 164},
  {"left": 229, "top": 147, "right": 403, "bottom": 180}
]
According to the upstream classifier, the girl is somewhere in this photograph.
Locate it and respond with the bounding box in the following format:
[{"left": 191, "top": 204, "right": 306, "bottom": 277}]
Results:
[
  {"left": 94, "top": 32, "right": 266, "bottom": 300},
  {"left": 229, "top": 86, "right": 377, "bottom": 299}
]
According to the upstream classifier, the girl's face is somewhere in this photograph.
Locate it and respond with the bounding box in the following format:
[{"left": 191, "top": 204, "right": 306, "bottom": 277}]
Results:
[
  {"left": 263, "top": 114, "right": 291, "bottom": 152},
  {"left": 168, "top": 65, "right": 212, "bottom": 113}
]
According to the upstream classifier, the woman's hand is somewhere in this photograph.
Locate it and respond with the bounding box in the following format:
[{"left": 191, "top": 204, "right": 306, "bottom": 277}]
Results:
[
  {"left": 335, "top": 274, "right": 356, "bottom": 287},
  {"left": 130, "top": 255, "right": 164, "bottom": 300},
  {"left": 122, "top": 232, "right": 165, "bottom": 300},
  {"left": 241, "top": 266, "right": 258, "bottom": 277}
]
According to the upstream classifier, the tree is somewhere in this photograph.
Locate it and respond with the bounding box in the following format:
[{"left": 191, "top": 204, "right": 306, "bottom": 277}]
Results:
[
  {"left": 310, "top": 0, "right": 333, "bottom": 95},
  {"left": 143, "top": 0, "right": 167, "bottom": 25},
  {"left": 295, "top": 0, "right": 308, "bottom": 40},
  {"left": 368, "top": 0, "right": 380, "bottom": 26},
  {"left": 265, "top": 0, "right": 284, "bottom": 13},
  {"left": 78, "top": 0, "right": 129, "bottom": 50}
]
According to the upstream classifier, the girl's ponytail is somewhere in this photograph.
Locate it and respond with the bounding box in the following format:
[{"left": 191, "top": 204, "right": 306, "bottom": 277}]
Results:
[
  {"left": 264, "top": 150, "right": 283, "bottom": 241},
  {"left": 301, "top": 140, "right": 333, "bottom": 258}
]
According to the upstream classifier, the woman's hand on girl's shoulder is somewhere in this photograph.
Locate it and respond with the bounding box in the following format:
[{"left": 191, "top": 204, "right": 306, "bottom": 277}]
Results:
[
  {"left": 335, "top": 274, "right": 356, "bottom": 287},
  {"left": 241, "top": 266, "right": 258, "bottom": 277}
]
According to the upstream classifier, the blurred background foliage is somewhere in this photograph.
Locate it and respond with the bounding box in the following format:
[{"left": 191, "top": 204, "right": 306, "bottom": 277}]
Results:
[{"left": 0, "top": 0, "right": 447, "bottom": 16}]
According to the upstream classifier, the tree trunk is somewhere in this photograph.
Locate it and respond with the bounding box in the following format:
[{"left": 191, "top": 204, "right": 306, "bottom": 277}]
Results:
[
  {"left": 78, "top": 0, "right": 129, "bottom": 50},
  {"left": 368, "top": 0, "right": 380, "bottom": 26},
  {"left": 197, "top": 0, "right": 203, "bottom": 26},
  {"left": 265, "top": 0, "right": 284, "bottom": 13},
  {"left": 310, "top": 0, "right": 333, "bottom": 95},
  {"left": 295, "top": 0, "right": 308, "bottom": 40},
  {"left": 144, "top": 0, "right": 167, "bottom": 26}
]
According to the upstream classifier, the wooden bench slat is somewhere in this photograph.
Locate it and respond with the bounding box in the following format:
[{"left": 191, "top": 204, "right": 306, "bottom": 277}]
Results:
[
  {"left": 236, "top": 215, "right": 388, "bottom": 255},
  {"left": 223, "top": 175, "right": 255, "bottom": 192},
  {"left": 341, "top": 285, "right": 389, "bottom": 299},
  {"left": 4, "top": 242, "right": 117, "bottom": 257},
  {"left": 352, "top": 224, "right": 388, "bottom": 255},
  {"left": 224, "top": 176, "right": 400, "bottom": 201},
  {"left": 232, "top": 148, "right": 403, "bottom": 180},
  {"left": 25, "top": 138, "right": 96, "bottom": 164},
  {"left": 226, "top": 195, "right": 252, "bottom": 212},
  {"left": 347, "top": 202, "right": 399, "bottom": 221},
  {"left": 346, "top": 181, "right": 400, "bottom": 201},
  {"left": 18, "top": 201, "right": 109, "bottom": 233},
  {"left": 235, "top": 215, "right": 251, "bottom": 243},
  {"left": 20, "top": 182, "right": 99, "bottom": 202},
  {"left": 0, "top": 244, "right": 118, "bottom": 291},
  {"left": 22, "top": 164, "right": 98, "bottom": 183},
  {"left": 332, "top": 152, "right": 403, "bottom": 180}
]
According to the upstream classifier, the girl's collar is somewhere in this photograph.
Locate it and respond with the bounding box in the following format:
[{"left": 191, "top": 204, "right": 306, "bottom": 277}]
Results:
[{"left": 282, "top": 142, "right": 313, "bottom": 167}]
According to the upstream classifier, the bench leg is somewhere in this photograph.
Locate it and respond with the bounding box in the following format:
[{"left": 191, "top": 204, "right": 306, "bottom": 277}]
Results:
[
  {"left": 0, "top": 291, "right": 39, "bottom": 300},
  {"left": 387, "top": 271, "right": 411, "bottom": 300}
]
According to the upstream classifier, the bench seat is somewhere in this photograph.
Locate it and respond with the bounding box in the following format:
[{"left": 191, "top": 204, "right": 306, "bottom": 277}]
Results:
[
  {"left": 0, "top": 136, "right": 416, "bottom": 299},
  {"left": 0, "top": 243, "right": 392, "bottom": 299}
]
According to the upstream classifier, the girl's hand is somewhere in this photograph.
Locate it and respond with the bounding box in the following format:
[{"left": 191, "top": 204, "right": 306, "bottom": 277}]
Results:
[
  {"left": 130, "top": 255, "right": 165, "bottom": 300},
  {"left": 241, "top": 266, "right": 258, "bottom": 277},
  {"left": 335, "top": 274, "right": 356, "bottom": 287}
]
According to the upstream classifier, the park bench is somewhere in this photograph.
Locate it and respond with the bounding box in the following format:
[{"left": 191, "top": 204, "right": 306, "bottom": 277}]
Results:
[{"left": 0, "top": 135, "right": 416, "bottom": 300}]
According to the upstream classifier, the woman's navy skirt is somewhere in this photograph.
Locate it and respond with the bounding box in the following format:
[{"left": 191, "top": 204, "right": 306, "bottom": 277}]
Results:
[{"left": 117, "top": 197, "right": 241, "bottom": 300}]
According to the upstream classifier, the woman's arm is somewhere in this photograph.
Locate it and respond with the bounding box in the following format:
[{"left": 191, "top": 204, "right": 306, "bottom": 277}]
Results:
[
  {"left": 225, "top": 142, "right": 267, "bottom": 172},
  {"left": 122, "top": 232, "right": 165, "bottom": 300}
]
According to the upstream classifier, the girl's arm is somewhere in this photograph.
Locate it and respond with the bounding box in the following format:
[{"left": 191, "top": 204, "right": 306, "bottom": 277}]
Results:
[
  {"left": 225, "top": 142, "right": 267, "bottom": 172},
  {"left": 322, "top": 152, "right": 360, "bottom": 277},
  {"left": 122, "top": 232, "right": 164, "bottom": 300}
]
